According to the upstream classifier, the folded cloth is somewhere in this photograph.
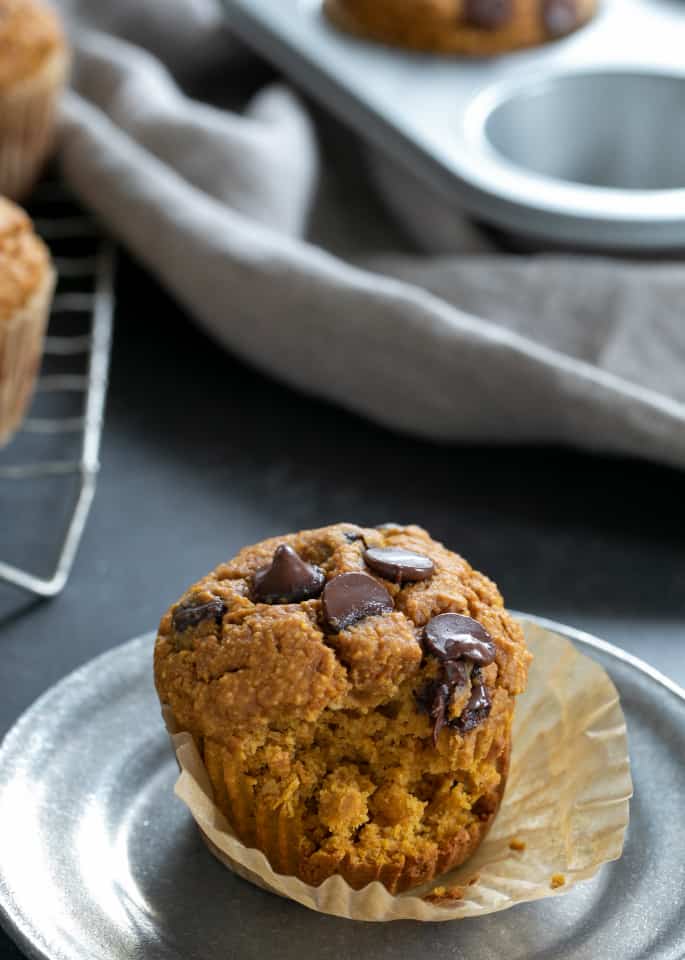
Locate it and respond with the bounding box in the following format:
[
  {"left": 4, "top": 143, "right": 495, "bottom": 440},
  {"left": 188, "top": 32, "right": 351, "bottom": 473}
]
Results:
[{"left": 57, "top": 0, "right": 685, "bottom": 468}]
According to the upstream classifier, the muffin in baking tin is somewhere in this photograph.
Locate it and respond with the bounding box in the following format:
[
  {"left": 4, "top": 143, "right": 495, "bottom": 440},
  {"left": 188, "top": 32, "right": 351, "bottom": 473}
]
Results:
[{"left": 325, "top": 0, "right": 596, "bottom": 56}]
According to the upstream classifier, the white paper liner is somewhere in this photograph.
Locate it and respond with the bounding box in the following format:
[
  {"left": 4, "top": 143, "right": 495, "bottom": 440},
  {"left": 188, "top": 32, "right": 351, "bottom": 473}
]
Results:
[{"left": 164, "top": 619, "right": 632, "bottom": 921}]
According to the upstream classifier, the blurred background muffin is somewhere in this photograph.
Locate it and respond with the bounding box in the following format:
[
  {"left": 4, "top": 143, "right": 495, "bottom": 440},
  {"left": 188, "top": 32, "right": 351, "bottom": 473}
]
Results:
[
  {"left": 0, "top": 0, "right": 68, "bottom": 200},
  {"left": 325, "top": 0, "right": 596, "bottom": 55},
  {"left": 0, "top": 196, "right": 54, "bottom": 446},
  {"left": 155, "top": 523, "right": 531, "bottom": 893}
]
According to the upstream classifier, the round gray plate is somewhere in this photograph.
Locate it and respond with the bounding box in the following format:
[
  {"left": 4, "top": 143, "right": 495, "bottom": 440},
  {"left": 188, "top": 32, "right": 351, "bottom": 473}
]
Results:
[{"left": 1, "top": 615, "right": 684, "bottom": 960}]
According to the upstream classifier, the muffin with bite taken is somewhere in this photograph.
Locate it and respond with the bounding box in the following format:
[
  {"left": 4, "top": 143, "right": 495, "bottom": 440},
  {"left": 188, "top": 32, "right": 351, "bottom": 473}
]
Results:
[{"left": 154, "top": 523, "right": 531, "bottom": 893}]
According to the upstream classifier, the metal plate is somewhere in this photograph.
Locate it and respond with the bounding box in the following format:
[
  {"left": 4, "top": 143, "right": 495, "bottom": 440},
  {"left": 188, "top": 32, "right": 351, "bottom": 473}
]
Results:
[
  {"left": 0, "top": 615, "right": 684, "bottom": 960},
  {"left": 221, "top": 0, "right": 685, "bottom": 250}
]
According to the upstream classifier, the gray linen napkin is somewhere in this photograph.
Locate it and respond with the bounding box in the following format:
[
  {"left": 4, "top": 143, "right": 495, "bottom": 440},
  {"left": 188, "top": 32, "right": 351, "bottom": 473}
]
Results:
[{"left": 57, "top": 0, "right": 685, "bottom": 468}]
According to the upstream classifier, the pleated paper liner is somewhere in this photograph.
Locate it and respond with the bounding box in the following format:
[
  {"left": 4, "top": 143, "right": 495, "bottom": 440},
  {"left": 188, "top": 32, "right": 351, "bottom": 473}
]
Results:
[
  {"left": 163, "top": 620, "right": 632, "bottom": 922},
  {"left": 0, "top": 266, "right": 55, "bottom": 447},
  {"left": 0, "top": 48, "right": 69, "bottom": 201}
]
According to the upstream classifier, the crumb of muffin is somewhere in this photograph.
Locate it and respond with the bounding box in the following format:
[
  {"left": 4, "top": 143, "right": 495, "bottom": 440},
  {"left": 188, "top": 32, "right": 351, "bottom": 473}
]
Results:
[
  {"left": 424, "top": 884, "right": 464, "bottom": 904},
  {"left": 0, "top": 0, "right": 65, "bottom": 91},
  {"left": 551, "top": 873, "right": 566, "bottom": 889},
  {"left": 155, "top": 523, "right": 531, "bottom": 892},
  {"left": 509, "top": 838, "right": 526, "bottom": 852}
]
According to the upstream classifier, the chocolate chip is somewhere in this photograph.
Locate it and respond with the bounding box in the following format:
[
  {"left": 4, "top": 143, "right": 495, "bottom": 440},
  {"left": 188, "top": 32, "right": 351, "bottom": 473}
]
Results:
[
  {"left": 542, "top": 0, "right": 577, "bottom": 36},
  {"left": 417, "top": 615, "right": 496, "bottom": 742},
  {"left": 416, "top": 662, "right": 469, "bottom": 745},
  {"left": 464, "top": 0, "right": 513, "bottom": 29},
  {"left": 430, "top": 683, "right": 450, "bottom": 747},
  {"left": 444, "top": 659, "right": 468, "bottom": 687},
  {"left": 343, "top": 530, "right": 367, "bottom": 544},
  {"left": 415, "top": 679, "right": 449, "bottom": 747},
  {"left": 173, "top": 596, "right": 226, "bottom": 633},
  {"left": 252, "top": 544, "right": 325, "bottom": 604},
  {"left": 451, "top": 669, "right": 492, "bottom": 733},
  {"left": 363, "top": 546, "right": 435, "bottom": 584},
  {"left": 423, "top": 614, "right": 496, "bottom": 666},
  {"left": 322, "top": 572, "right": 393, "bottom": 632}
]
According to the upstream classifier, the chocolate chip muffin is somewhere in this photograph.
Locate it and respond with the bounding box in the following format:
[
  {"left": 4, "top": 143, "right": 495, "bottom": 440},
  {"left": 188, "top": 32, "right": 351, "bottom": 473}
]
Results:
[
  {"left": 325, "top": 0, "right": 596, "bottom": 56},
  {"left": 155, "top": 524, "right": 531, "bottom": 893}
]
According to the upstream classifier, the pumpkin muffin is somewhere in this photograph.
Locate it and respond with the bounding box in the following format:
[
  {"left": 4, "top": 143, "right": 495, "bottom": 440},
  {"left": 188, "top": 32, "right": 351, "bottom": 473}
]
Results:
[
  {"left": 325, "top": 0, "right": 596, "bottom": 56},
  {"left": 155, "top": 524, "right": 531, "bottom": 893},
  {"left": 0, "top": 0, "right": 69, "bottom": 199},
  {"left": 0, "top": 196, "right": 54, "bottom": 446}
]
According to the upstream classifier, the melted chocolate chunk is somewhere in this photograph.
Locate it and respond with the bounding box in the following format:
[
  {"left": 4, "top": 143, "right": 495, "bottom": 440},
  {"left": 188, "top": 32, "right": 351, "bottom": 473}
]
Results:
[
  {"left": 416, "top": 662, "right": 469, "bottom": 746},
  {"left": 414, "top": 679, "right": 435, "bottom": 715},
  {"left": 363, "top": 546, "right": 435, "bottom": 584},
  {"left": 444, "top": 659, "right": 468, "bottom": 687},
  {"left": 464, "top": 0, "right": 513, "bottom": 29},
  {"left": 322, "top": 572, "right": 393, "bottom": 632},
  {"left": 418, "top": 614, "right": 496, "bottom": 742},
  {"left": 430, "top": 683, "right": 450, "bottom": 747},
  {"left": 451, "top": 669, "right": 492, "bottom": 733},
  {"left": 542, "top": 0, "right": 577, "bottom": 36},
  {"left": 343, "top": 530, "right": 367, "bottom": 545},
  {"left": 173, "top": 596, "right": 226, "bottom": 633},
  {"left": 415, "top": 679, "right": 448, "bottom": 747},
  {"left": 252, "top": 544, "right": 325, "bottom": 604},
  {"left": 423, "top": 614, "right": 496, "bottom": 666}
]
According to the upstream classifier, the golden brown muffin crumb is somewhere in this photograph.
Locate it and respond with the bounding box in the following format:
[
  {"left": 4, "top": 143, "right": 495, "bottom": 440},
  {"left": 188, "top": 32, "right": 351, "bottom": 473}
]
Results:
[
  {"left": 551, "top": 873, "right": 566, "bottom": 889},
  {"left": 0, "top": 197, "right": 50, "bottom": 322},
  {"left": 424, "top": 883, "right": 464, "bottom": 903},
  {"left": 0, "top": 0, "right": 64, "bottom": 90},
  {"left": 509, "top": 837, "right": 526, "bottom": 851},
  {"left": 155, "top": 523, "right": 531, "bottom": 892}
]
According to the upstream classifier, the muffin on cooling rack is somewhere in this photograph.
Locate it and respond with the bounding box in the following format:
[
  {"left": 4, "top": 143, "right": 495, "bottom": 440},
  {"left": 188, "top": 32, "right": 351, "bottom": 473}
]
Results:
[
  {"left": 155, "top": 523, "right": 531, "bottom": 893},
  {"left": 0, "top": 196, "right": 54, "bottom": 446},
  {"left": 0, "top": 0, "right": 69, "bottom": 199},
  {"left": 325, "top": 0, "right": 596, "bottom": 56}
]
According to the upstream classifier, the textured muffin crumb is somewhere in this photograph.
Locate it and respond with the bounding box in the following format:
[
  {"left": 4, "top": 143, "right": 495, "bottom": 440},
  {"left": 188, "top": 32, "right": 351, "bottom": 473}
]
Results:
[
  {"left": 0, "top": 197, "right": 50, "bottom": 321},
  {"left": 424, "top": 883, "right": 464, "bottom": 904},
  {"left": 155, "top": 523, "right": 531, "bottom": 892},
  {"left": 0, "top": 0, "right": 64, "bottom": 90}
]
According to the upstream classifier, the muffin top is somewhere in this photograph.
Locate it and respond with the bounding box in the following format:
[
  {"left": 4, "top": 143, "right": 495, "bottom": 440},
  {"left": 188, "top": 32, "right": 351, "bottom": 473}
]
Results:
[
  {"left": 154, "top": 524, "right": 531, "bottom": 746},
  {"left": 0, "top": 197, "right": 51, "bottom": 322},
  {"left": 0, "top": 0, "right": 65, "bottom": 90}
]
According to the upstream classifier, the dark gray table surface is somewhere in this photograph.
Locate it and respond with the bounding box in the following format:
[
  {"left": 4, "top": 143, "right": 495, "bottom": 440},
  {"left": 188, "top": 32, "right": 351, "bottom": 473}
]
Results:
[{"left": 1, "top": 253, "right": 684, "bottom": 960}]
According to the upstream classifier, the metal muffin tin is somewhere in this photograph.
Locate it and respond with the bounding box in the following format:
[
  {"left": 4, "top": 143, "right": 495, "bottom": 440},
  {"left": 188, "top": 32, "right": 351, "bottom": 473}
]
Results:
[{"left": 222, "top": 0, "right": 685, "bottom": 250}]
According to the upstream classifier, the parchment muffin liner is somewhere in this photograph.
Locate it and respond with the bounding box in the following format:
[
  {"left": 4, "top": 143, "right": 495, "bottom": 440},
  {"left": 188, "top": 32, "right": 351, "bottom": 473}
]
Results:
[
  {"left": 0, "top": 48, "right": 69, "bottom": 201},
  {"left": 0, "top": 265, "right": 55, "bottom": 447},
  {"left": 163, "top": 619, "right": 632, "bottom": 922}
]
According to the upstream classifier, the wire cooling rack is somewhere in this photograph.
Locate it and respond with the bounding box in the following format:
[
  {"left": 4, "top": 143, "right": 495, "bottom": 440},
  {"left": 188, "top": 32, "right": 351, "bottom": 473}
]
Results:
[{"left": 0, "top": 180, "right": 115, "bottom": 597}]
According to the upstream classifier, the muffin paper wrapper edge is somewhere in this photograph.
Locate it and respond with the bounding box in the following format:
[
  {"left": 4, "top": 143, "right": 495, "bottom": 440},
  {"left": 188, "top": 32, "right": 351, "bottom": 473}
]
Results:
[
  {"left": 0, "top": 267, "right": 56, "bottom": 447},
  {"left": 163, "top": 619, "right": 633, "bottom": 922},
  {"left": 0, "top": 49, "right": 69, "bottom": 200}
]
